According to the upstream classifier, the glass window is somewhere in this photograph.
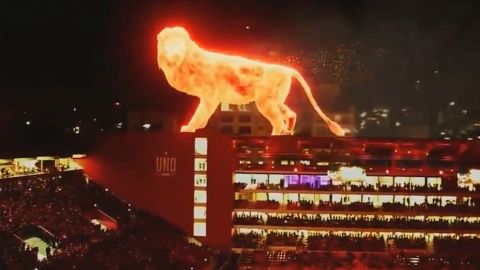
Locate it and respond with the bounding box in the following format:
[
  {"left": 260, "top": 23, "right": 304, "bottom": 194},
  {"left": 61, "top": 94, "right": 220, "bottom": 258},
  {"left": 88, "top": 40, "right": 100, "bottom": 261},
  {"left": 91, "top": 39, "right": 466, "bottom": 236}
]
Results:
[
  {"left": 365, "top": 176, "right": 378, "bottom": 186},
  {"left": 300, "top": 194, "right": 314, "bottom": 201},
  {"left": 411, "top": 177, "right": 425, "bottom": 186},
  {"left": 250, "top": 174, "right": 268, "bottom": 184},
  {"left": 220, "top": 126, "right": 233, "bottom": 134},
  {"left": 194, "top": 158, "right": 207, "bottom": 171},
  {"left": 411, "top": 196, "right": 425, "bottom": 205},
  {"left": 395, "top": 177, "right": 409, "bottom": 186},
  {"left": 220, "top": 102, "right": 231, "bottom": 111},
  {"left": 239, "top": 114, "right": 251, "bottom": 122},
  {"left": 194, "top": 190, "right": 207, "bottom": 203},
  {"left": 194, "top": 138, "right": 208, "bottom": 155},
  {"left": 427, "top": 177, "right": 441, "bottom": 188},
  {"left": 193, "top": 222, "right": 206, "bottom": 236},
  {"left": 379, "top": 176, "right": 394, "bottom": 186},
  {"left": 349, "top": 194, "right": 362, "bottom": 203},
  {"left": 194, "top": 174, "right": 207, "bottom": 187},
  {"left": 221, "top": 114, "right": 233, "bottom": 122},
  {"left": 379, "top": 195, "right": 393, "bottom": 204},
  {"left": 238, "top": 126, "right": 251, "bottom": 134},
  {"left": 269, "top": 193, "right": 283, "bottom": 202},
  {"left": 194, "top": 206, "right": 207, "bottom": 220},
  {"left": 268, "top": 174, "right": 283, "bottom": 185},
  {"left": 287, "top": 193, "right": 299, "bottom": 202},
  {"left": 332, "top": 194, "right": 342, "bottom": 203},
  {"left": 256, "top": 193, "right": 268, "bottom": 201},
  {"left": 234, "top": 173, "right": 251, "bottom": 184}
]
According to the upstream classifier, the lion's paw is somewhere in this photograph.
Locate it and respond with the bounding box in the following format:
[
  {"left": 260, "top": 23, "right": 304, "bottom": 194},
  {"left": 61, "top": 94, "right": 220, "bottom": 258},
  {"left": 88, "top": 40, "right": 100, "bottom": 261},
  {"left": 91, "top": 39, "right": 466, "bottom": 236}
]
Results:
[
  {"left": 180, "top": 125, "right": 196, "bottom": 133},
  {"left": 281, "top": 129, "right": 294, "bottom": 136}
]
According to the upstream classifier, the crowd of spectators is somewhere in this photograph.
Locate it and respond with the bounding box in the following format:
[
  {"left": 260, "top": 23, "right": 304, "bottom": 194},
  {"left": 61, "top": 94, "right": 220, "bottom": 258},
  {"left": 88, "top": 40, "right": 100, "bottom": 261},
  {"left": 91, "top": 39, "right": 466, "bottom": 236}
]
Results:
[
  {"left": 234, "top": 213, "right": 480, "bottom": 230},
  {"left": 235, "top": 199, "right": 480, "bottom": 213},
  {"left": 0, "top": 171, "right": 224, "bottom": 269},
  {"left": 235, "top": 180, "right": 480, "bottom": 194},
  {"left": 238, "top": 249, "right": 480, "bottom": 269},
  {"left": 232, "top": 230, "right": 480, "bottom": 259},
  {"left": 307, "top": 234, "right": 385, "bottom": 252}
]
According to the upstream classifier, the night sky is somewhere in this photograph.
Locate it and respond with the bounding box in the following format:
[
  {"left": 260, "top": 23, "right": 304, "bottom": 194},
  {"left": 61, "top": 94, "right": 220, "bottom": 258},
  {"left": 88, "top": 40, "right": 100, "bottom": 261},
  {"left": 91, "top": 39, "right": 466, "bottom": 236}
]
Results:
[{"left": 1, "top": 0, "right": 479, "bottom": 137}]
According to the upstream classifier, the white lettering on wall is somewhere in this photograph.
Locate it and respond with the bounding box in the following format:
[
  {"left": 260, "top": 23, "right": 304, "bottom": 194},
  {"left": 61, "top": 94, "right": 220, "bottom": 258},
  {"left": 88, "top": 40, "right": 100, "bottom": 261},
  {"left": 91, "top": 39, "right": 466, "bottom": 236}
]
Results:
[{"left": 156, "top": 152, "right": 177, "bottom": 176}]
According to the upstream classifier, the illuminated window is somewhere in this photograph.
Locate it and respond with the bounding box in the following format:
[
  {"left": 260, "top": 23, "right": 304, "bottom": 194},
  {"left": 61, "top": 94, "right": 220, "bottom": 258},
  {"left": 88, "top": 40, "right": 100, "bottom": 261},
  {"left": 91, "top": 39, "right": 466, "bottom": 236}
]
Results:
[
  {"left": 427, "top": 177, "right": 441, "bottom": 188},
  {"left": 379, "top": 195, "right": 393, "bottom": 204},
  {"left": 395, "top": 177, "right": 409, "bottom": 186},
  {"left": 379, "top": 176, "right": 394, "bottom": 186},
  {"left": 299, "top": 160, "right": 311, "bottom": 165},
  {"left": 194, "top": 190, "right": 207, "bottom": 203},
  {"left": 194, "top": 174, "right": 207, "bottom": 187},
  {"left": 194, "top": 158, "right": 207, "bottom": 171},
  {"left": 220, "top": 102, "right": 231, "bottom": 112},
  {"left": 194, "top": 138, "right": 208, "bottom": 155},
  {"left": 411, "top": 177, "right": 425, "bottom": 186},
  {"left": 194, "top": 206, "right": 207, "bottom": 220},
  {"left": 287, "top": 193, "right": 299, "bottom": 202},
  {"left": 269, "top": 193, "right": 283, "bottom": 202},
  {"left": 193, "top": 222, "right": 206, "bottom": 236}
]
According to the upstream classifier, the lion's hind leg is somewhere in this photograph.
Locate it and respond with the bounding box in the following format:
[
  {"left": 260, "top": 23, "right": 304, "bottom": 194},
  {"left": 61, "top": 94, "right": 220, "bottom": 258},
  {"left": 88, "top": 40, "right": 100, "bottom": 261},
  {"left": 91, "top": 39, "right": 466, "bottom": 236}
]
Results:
[
  {"left": 256, "top": 100, "right": 286, "bottom": 135},
  {"left": 278, "top": 104, "right": 296, "bottom": 135}
]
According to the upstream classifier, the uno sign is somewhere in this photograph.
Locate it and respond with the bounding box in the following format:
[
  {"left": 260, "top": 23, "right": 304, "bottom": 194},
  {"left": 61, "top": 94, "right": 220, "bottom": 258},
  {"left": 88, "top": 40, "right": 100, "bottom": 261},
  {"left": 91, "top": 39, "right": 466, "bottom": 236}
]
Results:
[{"left": 156, "top": 152, "right": 177, "bottom": 176}]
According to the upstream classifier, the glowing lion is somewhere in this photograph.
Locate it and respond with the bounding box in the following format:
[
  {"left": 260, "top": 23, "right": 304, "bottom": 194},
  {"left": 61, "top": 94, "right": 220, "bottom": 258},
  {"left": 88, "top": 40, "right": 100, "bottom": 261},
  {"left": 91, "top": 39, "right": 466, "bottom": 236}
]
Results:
[{"left": 157, "top": 26, "right": 345, "bottom": 136}]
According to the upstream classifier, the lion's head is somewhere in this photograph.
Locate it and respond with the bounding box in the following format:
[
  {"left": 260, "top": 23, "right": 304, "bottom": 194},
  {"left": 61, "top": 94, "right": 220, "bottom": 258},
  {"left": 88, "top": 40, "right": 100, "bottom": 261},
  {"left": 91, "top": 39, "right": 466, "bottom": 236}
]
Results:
[{"left": 157, "top": 26, "right": 193, "bottom": 69}]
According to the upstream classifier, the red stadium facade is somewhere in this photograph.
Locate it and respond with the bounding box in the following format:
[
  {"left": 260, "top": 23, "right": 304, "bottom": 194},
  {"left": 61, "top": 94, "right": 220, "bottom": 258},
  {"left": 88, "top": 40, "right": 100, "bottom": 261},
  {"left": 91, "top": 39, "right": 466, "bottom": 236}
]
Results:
[{"left": 78, "top": 132, "right": 480, "bottom": 253}]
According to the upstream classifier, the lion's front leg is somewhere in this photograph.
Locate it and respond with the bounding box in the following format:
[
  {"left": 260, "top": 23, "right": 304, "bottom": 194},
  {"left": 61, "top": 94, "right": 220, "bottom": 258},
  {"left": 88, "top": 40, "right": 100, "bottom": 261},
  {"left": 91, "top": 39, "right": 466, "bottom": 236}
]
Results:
[{"left": 180, "top": 99, "right": 219, "bottom": 133}]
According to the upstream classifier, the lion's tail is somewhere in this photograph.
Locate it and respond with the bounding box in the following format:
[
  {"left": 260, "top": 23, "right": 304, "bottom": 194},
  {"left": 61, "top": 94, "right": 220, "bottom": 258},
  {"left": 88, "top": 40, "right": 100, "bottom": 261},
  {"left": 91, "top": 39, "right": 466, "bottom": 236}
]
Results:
[{"left": 291, "top": 69, "right": 345, "bottom": 136}]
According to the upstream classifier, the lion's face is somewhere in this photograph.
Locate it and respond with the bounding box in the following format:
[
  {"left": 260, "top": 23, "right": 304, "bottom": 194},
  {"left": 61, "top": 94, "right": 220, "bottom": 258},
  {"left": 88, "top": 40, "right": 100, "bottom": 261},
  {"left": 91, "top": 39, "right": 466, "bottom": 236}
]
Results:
[{"left": 157, "top": 27, "right": 191, "bottom": 69}]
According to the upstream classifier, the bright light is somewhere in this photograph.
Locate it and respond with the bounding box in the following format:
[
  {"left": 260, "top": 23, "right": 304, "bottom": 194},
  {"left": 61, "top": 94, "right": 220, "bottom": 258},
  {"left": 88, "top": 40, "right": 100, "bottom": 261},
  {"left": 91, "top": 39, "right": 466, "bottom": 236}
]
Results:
[
  {"left": 395, "top": 121, "right": 401, "bottom": 127},
  {"left": 470, "top": 169, "right": 480, "bottom": 183},
  {"left": 16, "top": 158, "right": 37, "bottom": 170},
  {"left": 72, "top": 154, "right": 87, "bottom": 159},
  {"left": 142, "top": 123, "right": 151, "bottom": 130},
  {"left": 339, "top": 166, "right": 366, "bottom": 181},
  {"left": 25, "top": 121, "right": 31, "bottom": 125},
  {"left": 449, "top": 101, "right": 455, "bottom": 106},
  {"left": 194, "top": 138, "right": 208, "bottom": 155},
  {"left": 193, "top": 222, "right": 206, "bottom": 237}
]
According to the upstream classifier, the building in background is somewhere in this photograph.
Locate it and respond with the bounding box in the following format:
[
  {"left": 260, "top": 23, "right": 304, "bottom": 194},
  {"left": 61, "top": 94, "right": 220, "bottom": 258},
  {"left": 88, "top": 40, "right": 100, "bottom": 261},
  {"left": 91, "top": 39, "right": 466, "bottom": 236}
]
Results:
[{"left": 208, "top": 82, "right": 356, "bottom": 137}]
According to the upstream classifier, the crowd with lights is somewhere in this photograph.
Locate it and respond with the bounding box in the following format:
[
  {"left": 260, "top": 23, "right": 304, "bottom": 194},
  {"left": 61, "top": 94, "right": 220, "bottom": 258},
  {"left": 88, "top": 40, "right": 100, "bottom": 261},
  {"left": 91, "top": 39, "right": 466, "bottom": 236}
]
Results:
[{"left": 0, "top": 170, "right": 226, "bottom": 269}]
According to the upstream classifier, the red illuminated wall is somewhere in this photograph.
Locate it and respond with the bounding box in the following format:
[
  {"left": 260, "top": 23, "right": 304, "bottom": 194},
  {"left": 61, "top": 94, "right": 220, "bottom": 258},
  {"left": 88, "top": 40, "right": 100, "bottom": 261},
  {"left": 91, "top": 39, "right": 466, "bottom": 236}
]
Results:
[{"left": 77, "top": 131, "right": 235, "bottom": 250}]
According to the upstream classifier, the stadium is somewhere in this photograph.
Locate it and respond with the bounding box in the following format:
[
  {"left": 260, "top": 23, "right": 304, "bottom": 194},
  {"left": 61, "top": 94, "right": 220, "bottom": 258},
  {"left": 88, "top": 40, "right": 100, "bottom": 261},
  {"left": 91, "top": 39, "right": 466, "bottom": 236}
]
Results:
[
  {"left": 2, "top": 132, "right": 480, "bottom": 269},
  {"left": 2, "top": 1, "right": 480, "bottom": 269}
]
